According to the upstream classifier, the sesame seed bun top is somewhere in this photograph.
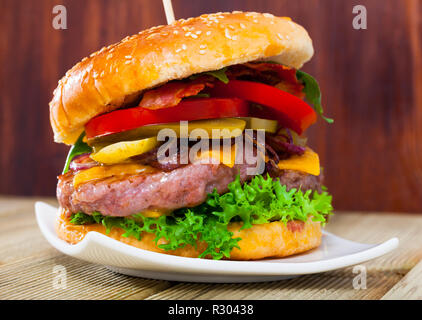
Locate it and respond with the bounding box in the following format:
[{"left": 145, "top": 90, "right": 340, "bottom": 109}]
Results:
[{"left": 49, "top": 11, "right": 314, "bottom": 145}]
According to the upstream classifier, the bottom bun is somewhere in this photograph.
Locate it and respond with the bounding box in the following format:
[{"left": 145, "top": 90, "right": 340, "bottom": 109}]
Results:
[{"left": 56, "top": 210, "right": 322, "bottom": 260}]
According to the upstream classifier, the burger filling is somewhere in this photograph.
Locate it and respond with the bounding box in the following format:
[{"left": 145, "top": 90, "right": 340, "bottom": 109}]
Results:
[{"left": 58, "top": 61, "right": 334, "bottom": 259}]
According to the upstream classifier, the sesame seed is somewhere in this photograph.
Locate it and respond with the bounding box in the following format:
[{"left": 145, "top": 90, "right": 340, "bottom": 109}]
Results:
[
  {"left": 253, "top": 19, "right": 258, "bottom": 23},
  {"left": 125, "top": 55, "right": 132, "bottom": 59},
  {"left": 240, "top": 23, "right": 246, "bottom": 29},
  {"left": 182, "top": 44, "right": 187, "bottom": 50},
  {"left": 125, "top": 60, "right": 131, "bottom": 64},
  {"left": 277, "top": 33, "right": 284, "bottom": 40},
  {"left": 190, "top": 33, "right": 198, "bottom": 39},
  {"left": 106, "top": 54, "right": 113, "bottom": 60},
  {"left": 199, "top": 50, "right": 206, "bottom": 54},
  {"left": 199, "top": 44, "right": 207, "bottom": 49},
  {"left": 196, "top": 30, "right": 202, "bottom": 35},
  {"left": 206, "top": 31, "right": 211, "bottom": 35},
  {"left": 175, "top": 48, "right": 182, "bottom": 53},
  {"left": 225, "top": 29, "right": 232, "bottom": 40},
  {"left": 173, "top": 30, "right": 179, "bottom": 34},
  {"left": 228, "top": 25, "right": 235, "bottom": 30},
  {"left": 185, "top": 32, "right": 191, "bottom": 37},
  {"left": 263, "top": 13, "right": 274, "bottom": 18}
]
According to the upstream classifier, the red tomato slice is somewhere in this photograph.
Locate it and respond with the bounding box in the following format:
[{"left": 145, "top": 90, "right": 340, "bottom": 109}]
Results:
[
  {"left": 207, "top": 80, "right": 316, "bottom": 134},
  {"left": 85, "top": 98, "right": 249, "bottom": 139}
]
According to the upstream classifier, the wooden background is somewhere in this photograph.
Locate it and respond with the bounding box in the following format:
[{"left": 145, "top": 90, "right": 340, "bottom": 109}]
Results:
[{"left": 0, "top": 0, "right": 421, "bottom": 213}]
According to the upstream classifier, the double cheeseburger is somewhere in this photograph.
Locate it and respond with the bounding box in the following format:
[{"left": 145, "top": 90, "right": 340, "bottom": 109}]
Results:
[{"left": 51, "top": 11, "right": 333, "bottom": 260}]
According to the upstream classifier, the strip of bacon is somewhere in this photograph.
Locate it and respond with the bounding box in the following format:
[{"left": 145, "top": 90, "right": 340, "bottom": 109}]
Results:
[
  {"left": 139, "top": 78, "right": 212, "bottom": 110},
  {"left": 138, "top": 62, "right": 304, "bottom": 110},
  {"left": 243, "top": 63, "right": 299, "bottom": 83},
  {"left": 231, "top": 63, "right": 305, "bottom": 98}
]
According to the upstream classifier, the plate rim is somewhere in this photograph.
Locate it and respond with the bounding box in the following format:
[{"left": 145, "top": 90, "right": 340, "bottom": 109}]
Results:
[{"left": 35, "top": 201, "right": 399, "bottom": 276}]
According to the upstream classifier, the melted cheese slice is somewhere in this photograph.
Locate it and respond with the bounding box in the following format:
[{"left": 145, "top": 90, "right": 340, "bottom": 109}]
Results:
[
  {"left": 277, "top": 147, "right": 320, "bottom": 176},
  {"left": 73, "top": 164, "right": 156, "bottom": 188},
  {"left": 140, "top": 209, "right": 171, "bottom": 218},
  {"left": 194, "top": 145, "right": 236, "bottom": 168},
  {"left": 74, "top": 147, "right": 319, "bottom": 190}
]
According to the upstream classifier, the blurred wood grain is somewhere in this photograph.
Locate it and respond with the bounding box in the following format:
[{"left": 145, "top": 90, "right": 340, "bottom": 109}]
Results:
[{"left": 0, "top": 0, "right": 421, "bottom": 212}]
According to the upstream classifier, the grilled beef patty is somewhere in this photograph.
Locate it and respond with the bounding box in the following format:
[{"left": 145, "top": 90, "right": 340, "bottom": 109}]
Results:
[{"left": 57, "top": 162, "right": 323, "bottom": 217}]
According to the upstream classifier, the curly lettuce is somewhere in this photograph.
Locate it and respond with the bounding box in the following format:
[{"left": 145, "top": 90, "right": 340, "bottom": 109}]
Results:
[{"left": 70, "top": 174, "right": 333, "bottom": 259}]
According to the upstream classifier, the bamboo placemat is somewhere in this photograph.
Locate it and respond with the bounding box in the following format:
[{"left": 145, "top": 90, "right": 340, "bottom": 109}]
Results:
[{"left": 0, "top": 196, "right": 421, "bottom": 300}]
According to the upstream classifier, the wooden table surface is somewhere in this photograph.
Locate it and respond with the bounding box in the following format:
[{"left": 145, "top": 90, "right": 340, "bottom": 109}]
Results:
[{"left": 1, "top": 196, "right": 421, "bottom": 300}]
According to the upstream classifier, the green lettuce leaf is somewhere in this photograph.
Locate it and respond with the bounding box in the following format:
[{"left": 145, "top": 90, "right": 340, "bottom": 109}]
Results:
[
  {"left": 190, "top": 67, "right": 229, "bottom": 84},
  {"left": 204, "top": 68, "right": 229, "bottom": 84},
  {"left": 70, "top": 174, "right": 333, "bottom": 259},
  {"left": 296, "top": 70, "right": 334, "bottom": 123},
  {"left": 62, "top": 133, "right": 92, "bottom": 174}
]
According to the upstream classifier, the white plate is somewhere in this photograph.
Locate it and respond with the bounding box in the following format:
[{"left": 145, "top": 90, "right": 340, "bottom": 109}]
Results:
[{"left": 35, "top": 202, "right": 398, "bottom": 283}]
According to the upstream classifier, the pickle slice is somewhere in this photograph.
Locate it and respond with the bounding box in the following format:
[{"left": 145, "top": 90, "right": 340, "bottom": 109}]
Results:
[
  {"left": 240, "top": 117, "right": 279, "bottom": 133},
  {"left": 90, "top": 137, "right": 159, "bottom": 164},
  {"left": 88, "top": 118, "right": 246, "bottom": 148}
]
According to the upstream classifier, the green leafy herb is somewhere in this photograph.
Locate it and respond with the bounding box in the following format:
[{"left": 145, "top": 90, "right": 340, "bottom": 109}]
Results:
[
  {"left": 296, "top": 70, "right": 334, "bottom": 123},
  {"left": 189, "top": 93, "right": 211, "bottom": 98},
  {"left": 190, "top": 67, "right": 229, "bottom": 84},
  {"left": 62, "top": 133, "right": 92, "bottom": 174},
  {"left": 204, "top": 68, "right": 229, "bottom": 84},
  {"left": 70, "top": 174, "right": 333, "bottom": 259}
]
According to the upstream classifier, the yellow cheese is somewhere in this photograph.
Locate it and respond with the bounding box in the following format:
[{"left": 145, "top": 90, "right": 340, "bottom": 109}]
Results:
[
  {"left": 195, "top": 146, "right": 320, "bottom": 174},
  {"left": 277, "top": 147, "right": 320, "bottom": 176},
  {"left": 139, "top": 209, "right": 171, "bottom": 218},
  {"left": 73, "top": 164, "right": 156, "bottom": 188},
  {"left": 195, "top": 144, "right": 236, "bottom": 168}
]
